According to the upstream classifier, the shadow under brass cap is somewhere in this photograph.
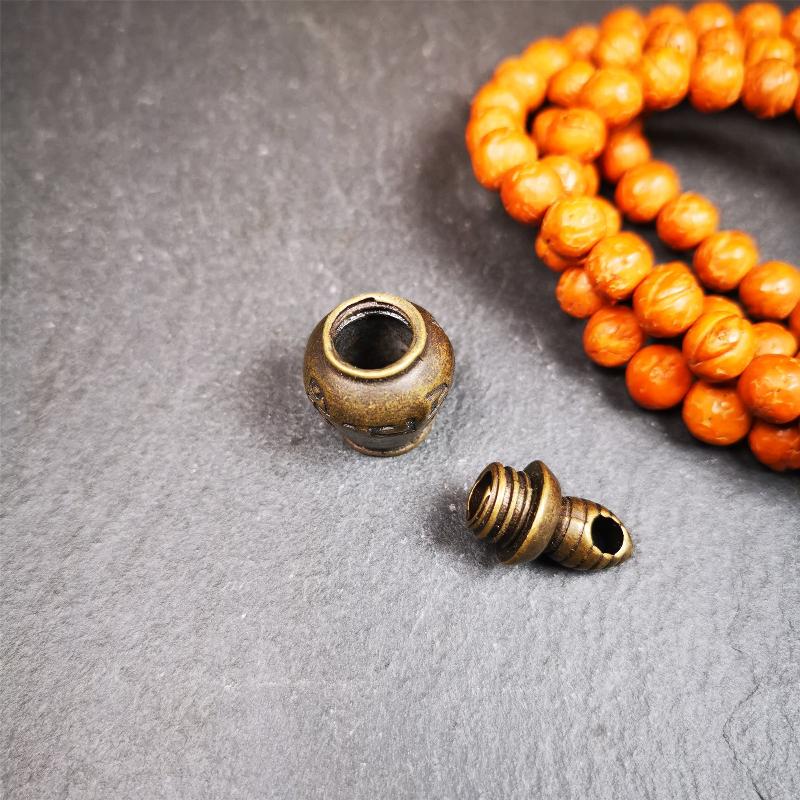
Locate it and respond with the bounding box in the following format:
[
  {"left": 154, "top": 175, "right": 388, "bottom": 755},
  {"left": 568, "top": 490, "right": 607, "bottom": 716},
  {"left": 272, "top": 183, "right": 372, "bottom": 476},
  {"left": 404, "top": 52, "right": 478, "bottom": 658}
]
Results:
[
  {"left": 303, "top": 292, "right": 454, "bottom": 456},
  {"left": 466, "top": 460, "right": 633, "bottom": 570}
]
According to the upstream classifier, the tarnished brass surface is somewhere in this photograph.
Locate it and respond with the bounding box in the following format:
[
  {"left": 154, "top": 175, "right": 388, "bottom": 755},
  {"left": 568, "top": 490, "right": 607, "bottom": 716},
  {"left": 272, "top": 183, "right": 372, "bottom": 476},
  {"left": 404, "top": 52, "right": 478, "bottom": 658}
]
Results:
[
  {"left": 303, "top": 292, "right": 455, "bottom": 456},
  {"left": 466, "top": 460, "right": 633, "bottom": 570}
]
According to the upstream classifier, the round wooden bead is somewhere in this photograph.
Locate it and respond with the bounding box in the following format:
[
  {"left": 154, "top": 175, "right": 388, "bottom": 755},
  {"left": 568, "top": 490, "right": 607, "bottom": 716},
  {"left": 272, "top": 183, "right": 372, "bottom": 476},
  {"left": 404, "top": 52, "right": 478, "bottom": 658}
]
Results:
[
  {"left": 633, "top": 261, "right": 705, "bottom": 336},
  {"left": 745, "top": 35, "right": 796, "bottom": 67},
  {"left": 615, "top": 160, "right": 681, "bottom": 222},
  {"left": 739, "top": 261, "right": 800, "bottom": 320},
  {"left": 737, "top": 354, "right": 800, "bottom": 423},
  {"left": 471, "top": 128, "right": 538, "bottom": 190},
  {"left": 682, "top": 381, "right": 752, "bottom": 445},
  {"left": 647, "top": 5, "right": 687, "bottom": 32},
  {"left": 693, "top": 230, "right": 759, "bottom": 291},
  {"left": 542, "top": 107, "right": 607, "bottom": 162},
  {"left": 471, "top": 81, "right": 526, "bottom": 124},
  {"left": 601, "top": 124, "right": 651, "bottom": 182},
  {"left": 583, "top": 306, "right": 644, "bottom": 367},
  {"left": 748, "top": 419, "right": 800, "bottom": 470},
  {"left": 697, "top": 26, "right": 746, "bottom": 59},
  {"left": 494, "top": 59, "right": 548, "bottom": 111},
  {"left": 539, "top": 155, "right": 589, "bottom": 196},
  {"left": 585, "top": 232, "right": 654, "bottom": 300},
  {"left": 687, "top": 3, "right": 736, "bottom": 36},
  {"left": 626, "top": 344, "right": 694, "bottom": 409},
  {"left": 683, "top": 311, "right": 757, "bottom": 381},
  {"left": 742, "top": 59, "right": 800, "bottom": 118},
  {"left": 465, "top": 106, "right": 520, "bottom": 155},
  {"left": 578, "top": 67, "right": 644, "bottom": 126},
  {"left": 640, "top": 47, "right": 692, "bottom": 110},
  {"left": 689, "top": 51, "right": 745, "bottom": 112},
  {"left": 556, "top": 267, "right": 607, "bottom": 318},
  {"left": 547, "top": 61, "right": 596, "bottom": 107},
  {"left": 646, "top": 21, "right": 699, "bottom": 61},
  {"left": 752, "top": 321, "right": 799, "bottom": 357},
  {"left": 602, "top": 7, "right": 648, "bottom": 43},
  {"left": 737, "top": 2, "right": 784, "bottom": 41},
  {"left": 500, "top": 161, "right": 565, "bottom": 225},
  {"left": 563, "top": 25, "right": 600, "bottom": 61},
  {"left": 703, "top": 295, "right": 745, "bottom": 317},
  {"left": 541, "top": 196, "right": 609, "bottom": 259},
  {"left": 593, "top": 29, "right": 643, "bottom": 69},
  {"left": 656, "top": 192, "right": 719, "bottom": 250},
  {"left": 522, "top": 38, "right": 572, "bottom": 80}
]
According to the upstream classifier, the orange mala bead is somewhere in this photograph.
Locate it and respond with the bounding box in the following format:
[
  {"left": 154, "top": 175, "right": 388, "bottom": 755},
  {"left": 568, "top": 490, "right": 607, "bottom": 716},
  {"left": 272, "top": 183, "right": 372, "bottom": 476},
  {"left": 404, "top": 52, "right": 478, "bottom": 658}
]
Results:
[
  {"left": 646, "top": 21, "right": 699, "bottom": 60},
  {"left": 563, "top": 25, "right": 600, "bottom": 61},
  {"left": 693, "top": 230, "right": 759, "bottom": 291},
  {"left": 578, "top": 67, "right": 644, "bottom": 127},
  {"left": 536, "top": 234, "right": 579, "bottom": 273},
  {"left": 697, "top": 26, "right": 746, "bottom": 59},
  {"left": 737, "top": 2, "right": 784, "bottom": 41},
  {"left": 745, "top": 35, "right": 796, "bottom": 67},
  {"left": 656, "top": 191, "right": 719, "bottom": 250},
  {"left": 625, "top": 344, "right": 694, "bottom": 409},
  {"left": 689, "top": 51, "right": 745, "bottom": 112},
  {"left": 742, "top": 59, "right": 800, "bottom": 118},
  {"left": 783, "top": 7, "right": 800, "bottom": 47},
  {"left": 633, "top": 261, "right": 705, "bottom": 337},
  {"left": 601, "top": 124, "right": 651, "bottom": 182},
  {"left": 593, "top": 28, "right": 643, "bottom": 69},
  {"left": 542, "top": 107, "right": 607, "bottom": 162},
  {"left": 615, "top": 160, "right": 681, "bottom": 223},
  {"left": 532, "top": 107, "right": 561, "bottom": 150},
  {"left": 522, "top": 38, "right": 572, "bottom": 79},
  {"left": 541, "top": 196, "right": 610, "bottom": 259},
  {"left": 682, "top": 381, "right": 753, "bottom": 445},
  {"left": 751, "top": 321, "right": 799, "bottom": 357},
  {"left": 585, "top": 232, "right": 654, "bottom": 300},
  {"left": 683, "top": 311, "right": 758, "bottom": 381},
  {"left": 547, "top": 61, "right": 596, "bottom": 108},
  {"left": 471, "top": 128, "right": 538, "bottom": 190},
  {"left": 583, "top": 306, "right": 644, "bottom": 367},
  {"left": 739, "top": 261, "right": 800, "bottom": 320},
  {"left": 748, "top": 419, "right": 800, "bottom": 471},
  {"left": 494, "top": 58, "right": 548, "bottom": 111},
  {"left": 470, "top": 81, "right": 527, "bottom": 125},
  {"left": 687, "top": 2, "right": 736, "bottom": 36},
  {"left": 465, "top": 106, "right": 520, "bottom": 156},
  {"left": 737, "top": 354, "right": 800, "bottom": 423},
  {"left": 639, "top": 47, "right": 692, "bottom": 111},
  {"left": 556, "top": 267, "right": 607, "bottom": 319},
  {"left": 500, "top": 161, "right": 565, "bottom": 225}
]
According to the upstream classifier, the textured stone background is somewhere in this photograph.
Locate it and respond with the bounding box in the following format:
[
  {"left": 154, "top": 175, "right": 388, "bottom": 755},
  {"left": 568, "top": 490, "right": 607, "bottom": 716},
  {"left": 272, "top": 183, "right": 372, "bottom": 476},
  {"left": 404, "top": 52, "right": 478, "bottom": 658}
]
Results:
[{"left": 2, "top": 2, "right": 799, "bottom": 798}]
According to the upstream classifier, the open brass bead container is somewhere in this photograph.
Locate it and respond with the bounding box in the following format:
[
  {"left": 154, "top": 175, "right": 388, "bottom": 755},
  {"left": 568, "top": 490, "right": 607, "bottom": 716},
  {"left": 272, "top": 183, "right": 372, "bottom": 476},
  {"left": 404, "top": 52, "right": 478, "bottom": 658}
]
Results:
[
  {"left": 466, "top": 460, "right": 633, "bottom": 570},
  {"left": 303, "top": 292, "right": 455, "bottom": 456}
]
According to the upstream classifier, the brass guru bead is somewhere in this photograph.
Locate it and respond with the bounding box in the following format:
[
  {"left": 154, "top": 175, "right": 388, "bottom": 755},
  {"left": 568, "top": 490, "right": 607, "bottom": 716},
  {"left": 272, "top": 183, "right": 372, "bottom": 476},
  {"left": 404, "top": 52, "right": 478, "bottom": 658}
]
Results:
[{"left": 465, "top": 460, "right": 633, "bottom": 569}]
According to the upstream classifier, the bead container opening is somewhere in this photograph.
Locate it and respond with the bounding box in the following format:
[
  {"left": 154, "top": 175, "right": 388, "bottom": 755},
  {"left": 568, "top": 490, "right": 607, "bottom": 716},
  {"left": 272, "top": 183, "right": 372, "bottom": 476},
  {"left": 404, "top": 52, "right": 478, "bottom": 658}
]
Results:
[
  {"left": 467, "top": 470, "right": 494, "bottom": 521},
  {"left": 590, "top": 515, "right": 626, "bottom": 555},
  {"left": 331, "top": 299, "right": 413, "bottom": 371}
]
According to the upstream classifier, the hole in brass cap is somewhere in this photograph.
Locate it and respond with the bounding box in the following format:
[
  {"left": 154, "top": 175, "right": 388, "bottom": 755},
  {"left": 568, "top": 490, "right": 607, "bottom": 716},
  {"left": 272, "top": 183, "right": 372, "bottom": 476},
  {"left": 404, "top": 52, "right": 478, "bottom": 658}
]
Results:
[
  {"left": 590, "top": 515, "right": 625, "bottom": 555},
  {"left": 467, "top": 469, "right": 494, "bottom": 521},
  {"left": 332, "top": 300, "right": 413, "bottom": 371}
]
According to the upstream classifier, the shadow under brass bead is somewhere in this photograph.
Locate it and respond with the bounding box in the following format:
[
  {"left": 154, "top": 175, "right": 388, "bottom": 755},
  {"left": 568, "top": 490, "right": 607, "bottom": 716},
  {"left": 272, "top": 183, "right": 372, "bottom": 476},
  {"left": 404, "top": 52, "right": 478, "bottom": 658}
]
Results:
[
  {"left": 465, "top": 461, "right": 633, "bottom": 569},
  {"left": 303, "top": 292, "right": 454, "bottom": 456}
]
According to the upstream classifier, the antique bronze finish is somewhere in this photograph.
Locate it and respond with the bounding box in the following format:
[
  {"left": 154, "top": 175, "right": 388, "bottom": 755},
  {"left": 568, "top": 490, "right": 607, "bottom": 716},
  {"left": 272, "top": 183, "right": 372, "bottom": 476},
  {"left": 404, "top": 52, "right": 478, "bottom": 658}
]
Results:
[
  {"left": 303, "top": 292, "right": 455, "bottom": 456},
  {"left": 466, "top": 460, "right": 633, "bottom": 569}
]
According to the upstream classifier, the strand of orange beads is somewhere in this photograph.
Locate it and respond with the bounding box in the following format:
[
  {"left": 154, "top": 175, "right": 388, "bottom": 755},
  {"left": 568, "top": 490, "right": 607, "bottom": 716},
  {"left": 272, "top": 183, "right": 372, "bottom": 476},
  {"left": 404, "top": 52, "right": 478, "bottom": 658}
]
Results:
[{"left": 466, "top": 2, "right": 800, "bottom": 472}]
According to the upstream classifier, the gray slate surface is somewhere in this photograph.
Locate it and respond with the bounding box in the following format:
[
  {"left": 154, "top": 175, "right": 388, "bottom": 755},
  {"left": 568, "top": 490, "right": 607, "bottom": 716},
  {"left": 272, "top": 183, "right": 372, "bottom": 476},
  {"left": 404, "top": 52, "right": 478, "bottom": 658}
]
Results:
[{"left": 2, "top": 2, "right": 799, "bottom": 798}]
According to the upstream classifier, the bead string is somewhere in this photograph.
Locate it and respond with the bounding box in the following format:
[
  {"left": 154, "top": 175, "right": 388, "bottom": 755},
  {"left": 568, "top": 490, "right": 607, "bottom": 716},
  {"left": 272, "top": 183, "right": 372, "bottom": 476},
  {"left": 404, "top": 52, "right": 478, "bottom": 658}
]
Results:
[{"left": 465, "top": 2, "right": 800, "bottom": 472}]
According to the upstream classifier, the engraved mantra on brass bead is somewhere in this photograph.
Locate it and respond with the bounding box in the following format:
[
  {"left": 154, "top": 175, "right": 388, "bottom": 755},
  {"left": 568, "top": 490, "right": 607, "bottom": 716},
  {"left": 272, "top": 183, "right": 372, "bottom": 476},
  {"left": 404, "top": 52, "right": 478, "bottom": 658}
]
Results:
[{"left": 466, "top": 460, "right": 633, "bottom": 570}]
